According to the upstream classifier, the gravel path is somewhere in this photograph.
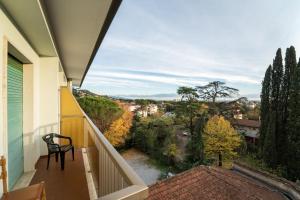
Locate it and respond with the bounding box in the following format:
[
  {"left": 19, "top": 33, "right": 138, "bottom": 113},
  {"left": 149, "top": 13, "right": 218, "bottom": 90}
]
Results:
[{"left": 121, "top": 148, "right": 162, "bottom": 186}]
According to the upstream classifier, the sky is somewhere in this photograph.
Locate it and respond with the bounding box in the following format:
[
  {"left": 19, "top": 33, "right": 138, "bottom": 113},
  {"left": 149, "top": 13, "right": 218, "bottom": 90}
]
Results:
[{"left": 82, "top": 0, "right": 300, "bottom": 100}]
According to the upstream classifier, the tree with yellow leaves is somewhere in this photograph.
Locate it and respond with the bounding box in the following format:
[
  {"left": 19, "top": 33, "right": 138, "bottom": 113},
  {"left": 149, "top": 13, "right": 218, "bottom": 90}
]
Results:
[
  {"left": 105, "top": 103, "right": 133, "bottom": 147},
  {"left": 203, "top": 115, "right": 241, "bottom": 166}
]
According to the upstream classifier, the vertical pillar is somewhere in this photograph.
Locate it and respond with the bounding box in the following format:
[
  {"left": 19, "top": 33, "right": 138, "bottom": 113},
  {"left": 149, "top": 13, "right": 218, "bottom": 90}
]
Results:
[{"left": 67, "top": 79, "right": 72, "bottom": 93}]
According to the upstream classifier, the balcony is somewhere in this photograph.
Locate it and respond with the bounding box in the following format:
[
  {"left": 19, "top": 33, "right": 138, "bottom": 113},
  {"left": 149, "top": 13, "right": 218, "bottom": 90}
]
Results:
[{"left": 29, "top": 87, "right": 148, "bottom": 200}]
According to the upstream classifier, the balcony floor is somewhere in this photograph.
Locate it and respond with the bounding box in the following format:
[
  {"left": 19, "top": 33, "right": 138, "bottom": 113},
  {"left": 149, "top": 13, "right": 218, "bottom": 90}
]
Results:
[{"left": 30, "top": 149, "right": 90, "bottom": 200}]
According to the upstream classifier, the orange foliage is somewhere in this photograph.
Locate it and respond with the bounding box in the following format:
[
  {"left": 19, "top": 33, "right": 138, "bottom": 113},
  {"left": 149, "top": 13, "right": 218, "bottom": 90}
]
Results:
[{"left": 104, "top": 102, "right": 133, "bottom": 147}]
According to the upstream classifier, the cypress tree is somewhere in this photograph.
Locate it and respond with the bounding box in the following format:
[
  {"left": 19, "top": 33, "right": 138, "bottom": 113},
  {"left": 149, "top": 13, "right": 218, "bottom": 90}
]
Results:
[
  {"left": 264, "top": 48, "right": 283, "bottom": 166},
  {"left": 263, "top": 111, "right": 277, "bottom": 167},
  {"left": 188, "top": 115, "right": 205, "bottom": 163},
  {"left": 278, "top": 46, "right": 297, "bottom": 164},
  {"left": 259, "top": 65, "right": 272, "bottom": 153},
  {"left": 286, "top": 59, "right": 300, "bottom": 180},
  {"left": 271, "top": 48, "right": 283, "bottom": 124}
]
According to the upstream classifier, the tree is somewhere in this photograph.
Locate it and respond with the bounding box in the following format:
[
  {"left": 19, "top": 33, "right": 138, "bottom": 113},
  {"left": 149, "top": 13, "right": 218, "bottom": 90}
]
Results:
[
  {"left": 196, "top": 81, "right": 239, "bottom": 103},
  {"left": 135, "top": 99, "right": 150, "bottom": 110},
  {"left": 176, "top": 87, "right": 200, "bottom": 136},
  {"left": 132, "top": 116, "right": 177, "bottom": 165},
  {"left": 187, "top": 115, "right": 206, "bottom": 163},
  {"left": 261, "top": 48, "right": 283, "bottom": 167},
  {"left": 77, "top": 96, "right": 123, "bottom": 132},
  {"left": 259, "top": 65, "right": 272, "bottom": 152},
  {"left": 203, "top": 115, "right": 241, "bottom": 166},
  {"left": 177, "top": 86, "right": 199, "bottom": 102},
  {"left": 104, "top": 103, "right": 133, "bottom": 147},
  {"left": 259, "top": 46, "right": 300, "bottom": 180},
  {"left": 286, "top": 58, "right": 300, "bottom": 180},
  {"left": 278, "top": 46, "right": 297, "bottom": 164},
  {"left": 262, "top": 112, "right": 277, "bottom": 167},
  {"left": 164, "top": 143, "right": 178, "bottom": 165}
]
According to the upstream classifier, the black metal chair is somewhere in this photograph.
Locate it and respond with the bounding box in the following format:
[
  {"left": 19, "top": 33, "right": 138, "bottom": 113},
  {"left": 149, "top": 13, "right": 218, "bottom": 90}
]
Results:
[{"left": 42, "top": 133, "right": 74, "bottom": 170}]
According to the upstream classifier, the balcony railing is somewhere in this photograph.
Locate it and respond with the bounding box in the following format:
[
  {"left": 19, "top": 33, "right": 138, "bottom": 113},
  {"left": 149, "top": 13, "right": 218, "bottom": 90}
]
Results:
[{"left": 60, "top": 87, "right": 148, "bottom": 200}]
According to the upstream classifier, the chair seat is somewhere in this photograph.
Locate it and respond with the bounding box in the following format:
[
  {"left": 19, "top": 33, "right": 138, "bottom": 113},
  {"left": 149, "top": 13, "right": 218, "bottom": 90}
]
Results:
[
  {"left": 60, "top": 145, "right": 72, "bottom": 152},
  {"left": 48, "top": 145, "right": 59, "bottom": 152},
  {"left": 1, "top": 182, "right": 45, "bottom": 200}
]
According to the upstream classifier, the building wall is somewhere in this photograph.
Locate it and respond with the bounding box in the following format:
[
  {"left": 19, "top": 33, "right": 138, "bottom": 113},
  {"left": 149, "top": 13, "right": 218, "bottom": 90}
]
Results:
[
  {"left": 39, "top": 57, "right": 60, "bottom": 156},
  {"left": 0, "top": 8, "right": 61, "bottom": 194}
]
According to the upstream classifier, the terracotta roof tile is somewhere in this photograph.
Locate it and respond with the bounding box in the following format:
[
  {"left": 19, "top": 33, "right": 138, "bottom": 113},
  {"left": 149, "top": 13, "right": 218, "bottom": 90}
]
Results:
[{"left": 147, "top": 166, "right": 285, "bottom": 200}]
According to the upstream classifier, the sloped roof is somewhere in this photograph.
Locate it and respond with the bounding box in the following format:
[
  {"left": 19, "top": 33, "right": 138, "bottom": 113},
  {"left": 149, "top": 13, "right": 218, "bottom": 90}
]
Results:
[
  {"left": 232, "top": 119, "right": 260, "bottom": 128},
  {"left": 147, "top": 166, "right": 284, "bottom": 200}
]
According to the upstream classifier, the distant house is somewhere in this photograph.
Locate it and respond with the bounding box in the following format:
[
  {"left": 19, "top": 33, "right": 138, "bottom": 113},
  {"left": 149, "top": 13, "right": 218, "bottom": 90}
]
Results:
[
  {"left": 232, "top": 119, "right": 260, "bottom": 144},
  {"left": 137, "top": 109, "right": 148, "bottom": 118},
  {"left": 248, "top": 101, "right": 257, "bottom": 109},
  {"left": 234, "top": 113, "right": 243, "bottom": 119},
  {"left": 129, "top": 104, "right": 141, "bottom": 112},
  {"left": 233, "top": 109, "right": 243, "bottom": 119},
  {"left": 162, "top": 112, "right": 176, "bottom": 118},
  {"left": 148, "top": 104, "right": 158, "bottom": 115},
  {"left": 134, "top": 104, "right": 158, "bottom": 117}
]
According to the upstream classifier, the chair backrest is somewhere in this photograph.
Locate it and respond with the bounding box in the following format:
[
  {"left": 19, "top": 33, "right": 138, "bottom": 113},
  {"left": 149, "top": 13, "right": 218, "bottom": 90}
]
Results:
[
  {"left": 0, "top": 156, "right": 8, "bottom": 194},
  {"left": 42, "top": 133, "right": 61, "bottom": 152},
  {"left": 42, "top": 133, "right": 56, "bottom": 145}
]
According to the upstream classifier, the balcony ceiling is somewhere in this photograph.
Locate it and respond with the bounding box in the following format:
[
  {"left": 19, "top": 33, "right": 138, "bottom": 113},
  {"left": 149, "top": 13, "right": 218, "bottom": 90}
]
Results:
[{"left": 0, "top": 0, "right": 121, "bottom": 86}]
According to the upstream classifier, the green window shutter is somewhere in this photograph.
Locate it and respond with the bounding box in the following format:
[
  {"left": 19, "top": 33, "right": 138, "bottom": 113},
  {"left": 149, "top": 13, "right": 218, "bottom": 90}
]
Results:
[{"left": 7, "top": 55, "right": 24, "bottom": 190}]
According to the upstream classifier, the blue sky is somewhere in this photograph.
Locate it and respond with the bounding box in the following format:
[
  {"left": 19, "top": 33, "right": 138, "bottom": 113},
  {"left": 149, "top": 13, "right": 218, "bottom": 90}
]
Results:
[{"left": 82, "top": 0, "right": 300, "bottom": 100}]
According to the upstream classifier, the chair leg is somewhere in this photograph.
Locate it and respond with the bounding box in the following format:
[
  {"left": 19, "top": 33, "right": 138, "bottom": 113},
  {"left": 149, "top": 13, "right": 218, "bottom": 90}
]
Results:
[
  {"left": 47, "top": 154, "right": 50, "bottom": 170},
  {"left": 55, "top": 152, "right": 58, "bottom": 162},
  {"left": 72, "top": 147, "right": 75, "bottom": 161},
  {"left": 60, "top": 152, "right": 65, "bottom": 170}
]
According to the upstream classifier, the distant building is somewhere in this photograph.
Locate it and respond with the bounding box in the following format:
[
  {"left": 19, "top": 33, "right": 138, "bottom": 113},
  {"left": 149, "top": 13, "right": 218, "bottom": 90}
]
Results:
[
  {"left": 148, "top": 104, "right": 158, "bottom": 115},
  {"left": 232, "top": 119, "right": 260, "bottom": 144},
  {"left": 233, "top": 109, "right": 243, "bottom": 119},
  {"left": 248, "top": 101, "right": 257, "bottom": 109},
  {"left": 234, "top": 113, "right": 243, "bottom": 119},
  {"left": 162, "top": 112, "right": 176, "bottom": 118},
  {"left": 133, "top": 104, "right": 158, "bottom": 117},
  {"left": 129, "top": 104, "right": 141, "bottom": 112},
  {"left": 136, "top": 109, "right": 148, "bottom": 118}
]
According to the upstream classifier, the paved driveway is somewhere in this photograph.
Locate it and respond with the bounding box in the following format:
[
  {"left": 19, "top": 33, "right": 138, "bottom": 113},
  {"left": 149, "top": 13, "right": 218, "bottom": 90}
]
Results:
[{"left": 121, "top": 148, "right": 161, "bottom": 186}]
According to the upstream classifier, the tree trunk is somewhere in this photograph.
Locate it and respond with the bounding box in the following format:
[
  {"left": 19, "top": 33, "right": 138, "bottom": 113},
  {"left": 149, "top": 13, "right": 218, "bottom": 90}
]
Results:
[{"left": 218, "top": 153, "right": 222, "bottom": 166}]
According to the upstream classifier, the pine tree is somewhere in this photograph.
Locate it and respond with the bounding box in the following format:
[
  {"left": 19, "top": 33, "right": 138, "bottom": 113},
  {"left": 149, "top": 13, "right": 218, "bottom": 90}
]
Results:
[
  {"left": 259, "top": 65, "right": 272, "bottom": 153},
  {"left": 286, "top": 58, "right": 300, "bottom": 180}
]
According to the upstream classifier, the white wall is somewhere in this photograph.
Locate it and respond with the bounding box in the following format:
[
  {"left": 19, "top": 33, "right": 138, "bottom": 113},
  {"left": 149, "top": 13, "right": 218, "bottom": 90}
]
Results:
[
  {"left": 0, "top": 29, "right": 4, "bottom": 197},
  {"left": 0, "top": 8, "right": 61, "bottom": 194},
  {"left": 39, "top": 57, "right": 60, "bottom": 156},
  {"left": 23, "top": 64, "right": 37, "bottom": 172}
]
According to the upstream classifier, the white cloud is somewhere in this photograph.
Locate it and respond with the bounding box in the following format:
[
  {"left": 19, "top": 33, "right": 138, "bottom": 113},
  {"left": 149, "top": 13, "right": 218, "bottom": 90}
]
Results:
[{"left": 85, "top": 0, "right": 300, "bottom": 97}]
